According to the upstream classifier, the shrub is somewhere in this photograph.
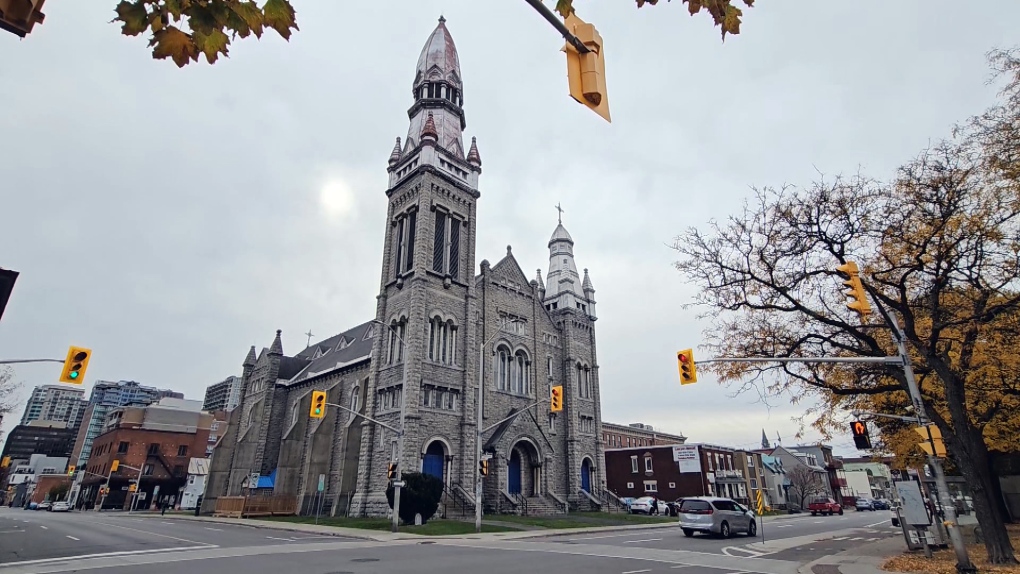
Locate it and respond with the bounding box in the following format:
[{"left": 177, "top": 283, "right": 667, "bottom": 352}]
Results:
[{"left": 385, "top": 471, "right": 444, "bottom": 525}]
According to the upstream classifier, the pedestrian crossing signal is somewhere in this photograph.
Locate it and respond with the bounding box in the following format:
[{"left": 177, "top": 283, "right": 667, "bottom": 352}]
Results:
[
  {"left": 677, "top": 349, "right": 697, "bottom": 384},
  {"left": 479, "top": 459, "right": 489, "bottom": 476},
  {"left": 387, "top": 462, "right": 397, "bottom": 480},
  {"left": 851, "top": 420, "right": 872, "bottom": 450}
]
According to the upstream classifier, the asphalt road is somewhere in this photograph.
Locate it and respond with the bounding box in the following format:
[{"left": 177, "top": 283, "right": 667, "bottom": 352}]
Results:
[
  {"left": 0, "top": 507, "right": 900, "bottom": 574},
  {"left": 0, "top": 507, "right": 353, "bottom": 566},
  {"left": 535, "top": 508, "right": 900, "bottom": 562}
]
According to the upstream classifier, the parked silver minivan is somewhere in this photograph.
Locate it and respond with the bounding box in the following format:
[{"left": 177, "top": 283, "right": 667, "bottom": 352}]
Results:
[{"left": 677, "top": 496, "right": 757, "bottom": 538}]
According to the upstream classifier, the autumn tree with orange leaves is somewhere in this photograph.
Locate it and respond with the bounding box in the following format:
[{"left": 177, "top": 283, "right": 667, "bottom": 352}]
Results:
[
  {"left": 110, "top": 0, "right": 754, "bottom": 67},
  {"left": 671, "top": 49, "right": 1020, "bottom": 565}
]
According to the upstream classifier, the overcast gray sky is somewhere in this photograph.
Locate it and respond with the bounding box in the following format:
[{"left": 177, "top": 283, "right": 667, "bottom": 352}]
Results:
[{"left": 1, "top": 1, "right": 1017, "bottom": 455}]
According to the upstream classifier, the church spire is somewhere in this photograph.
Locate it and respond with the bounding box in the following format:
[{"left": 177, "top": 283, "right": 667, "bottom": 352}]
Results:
[
  {"left": 388, "top": 17, "right": 479, "bottom": 191},
  {"left": 388, "top": 137, "right": 402, "bottom": 166},
  {"left": 269, "top": 329, "right": 283, "bottom": 356},
  {"left": 543, "top": 209, "right": 595, "bottom": 318},
  {"left": 243, "top": 345, "right": 257, "bottom": 367},
  {"left": 761, "top": 428, "right": 770, "bottom": 449}
]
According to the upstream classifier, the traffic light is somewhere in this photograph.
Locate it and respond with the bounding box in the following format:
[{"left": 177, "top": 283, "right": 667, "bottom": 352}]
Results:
[
  {"left": 110, "top": 460, "right": 120, "bottom": 473},
  {"left": 850, "top": 420, "right": 872, "bottom": 450},
  {"left": 58, "top": 346, "right": 92, "bottom": 384},
  {"left": 67, "top": 465, "right": 75, "bottom": 476},
  {"left": 915, "top": 424, "right": 947, "bottom": 457},
  {"left": 835, "top": 261, "right": 872, "bottom": 318},
  {"left": 387, "top": 462, "right": 397, "bottom": 480},
  {"left": 309, "top": 390, "right": 326, "bottom": 419},
  {"left": 479, "top": 459, "right": 489, "bottom": 476},
  {"left": 1, "top": 456, "right": 9, "bottom": 468},
  {"left": 550, "top": 385, "right": 563, "bottom": 412},
  {"left": 677, "top": 349, "right": 698, "bottom": 385},
  {"left": 0, "top": 0, "right": 46, "bottom": 38},
  {"left": 562, "top": 13, "right": 610, "bottom": 123},
  {"left": 128, "top": 483, "right": 137, "bottom": 493}
]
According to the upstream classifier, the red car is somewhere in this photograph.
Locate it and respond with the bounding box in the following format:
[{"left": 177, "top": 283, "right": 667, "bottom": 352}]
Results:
[{"left": 808, "top": 497, "right": 843, "bottom": 516}]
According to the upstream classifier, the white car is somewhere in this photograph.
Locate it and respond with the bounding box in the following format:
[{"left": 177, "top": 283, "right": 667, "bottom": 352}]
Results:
[
  {"left": 678, "top": 496, "right": 757, "bottom": 538},
  {"left": 50, "top": 501, "right": 71, "bottom": 512},
  {"left": 629, "top": 496, "right": 670, "bottom": 515}
]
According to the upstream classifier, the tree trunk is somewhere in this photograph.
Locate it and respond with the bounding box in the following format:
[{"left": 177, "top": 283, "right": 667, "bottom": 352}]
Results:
[
  {"left": 945, "top": 399, "right": 1018, "bottom": 564},
  {"left": 984, "top": 454, "right": 1014, "bottom": 524}
]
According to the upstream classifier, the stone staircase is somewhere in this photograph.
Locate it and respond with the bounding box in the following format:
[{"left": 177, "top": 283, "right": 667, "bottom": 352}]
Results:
[{"left": 525, "top": 495, "right": 563, "bottom": 516}]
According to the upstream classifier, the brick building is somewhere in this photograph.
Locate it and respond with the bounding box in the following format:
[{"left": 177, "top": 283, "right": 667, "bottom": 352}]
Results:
[
  {"left": 605, "top": 443, "right": 750, "bottom": 503},
  {"left": 204, "top": 17, "right": 606, "bottom": 518},
  {"left": 602, "top": 422, "right": 687, "bottom": 449},
  {"left": 78, "top": 400, "right": 221, "bottom": 510}
]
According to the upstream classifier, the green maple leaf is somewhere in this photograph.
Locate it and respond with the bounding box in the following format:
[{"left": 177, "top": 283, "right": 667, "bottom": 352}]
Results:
[
  {"left": 151, "top": 25, "right": 199, "bottom": 67},
  {"left": 185, "top": 3, "right": 220, "bottom": 36},
  {"left": 113, "top": 0, "right": 149, "bottom": 36},
  {"left": 226, "top": 0, "right": 264, "bottom": 39},
  {"left": 193, "top": 27, "right": 230, "bottom": 64},
  {"left": 262, "top": 0, "right": 298, "bottom": 40},
  {"left": 165, "top": 0, "right": 186, "bottom": 19}
]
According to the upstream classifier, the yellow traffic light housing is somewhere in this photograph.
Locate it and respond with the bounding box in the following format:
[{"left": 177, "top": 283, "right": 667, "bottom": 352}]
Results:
[
  {"left": 562, "top": 13, "right": 610, "bottom": 123},
  {"left": 915, "top": 424, "right": 947, "bottom": 457},
  {"left": 550, "top": 385, "right": 563, "bottom": 412},
  {"left": 128, "top": 483, "right": 137, "bottom": 493},
  {"left": 110, "top": 460, "right": 120, "bottom": 473},
  {"left": 835, "top": 261, "right": 872, "bottom": 318},
  {"left": 67, "top": 465, "right": 76, "bottom": 476},
  {"left": 387, "top": 462, "right": 397, "bottom": 480},
  {"left": 479, "top": 459, "right": 489, "bottom": 476},
  {"left": 1, "top": 456, "right": 10, "bottom": 468},
  {"left": 58, "top": 346, "right": 92, "bottom": 384},
  {"left": 309, "top": 390, "right": 327, "bottom": 419},
  {"left": 0, "top": 0, "right": 47, "bottom": 38},
  {"left": 677, "top": 349, "right": 697, "bottom": 385}
]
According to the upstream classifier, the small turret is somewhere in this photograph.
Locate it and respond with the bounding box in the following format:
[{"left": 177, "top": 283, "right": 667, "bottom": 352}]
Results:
[
  {"left": 466, "top": 136, "right": 481, "bottom": 168},
  {"left": 421, "top": 112, "right": 438, "bottom": 143},
  {"left": 269, "top": 329, "right": 283, "bottom": 356},
  {"left": 388, "top": 137, "right": 402, "bottom": 167}
]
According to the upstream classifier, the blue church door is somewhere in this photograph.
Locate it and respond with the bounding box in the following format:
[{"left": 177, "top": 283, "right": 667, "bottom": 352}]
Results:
[
  {"left": 508, "top": 451, "right": 522, "bottom": 494},
  {"left": 423, "top": 442, "right": 444, "bottom": 484},
  {"left": 581, "top": 459, "right": 592, "bottom": 493}
]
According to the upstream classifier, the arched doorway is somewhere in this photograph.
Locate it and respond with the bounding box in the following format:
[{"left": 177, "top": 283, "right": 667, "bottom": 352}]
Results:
[
  {"left": 508, "top": 451, "right": 522, "bottom": 494},
  {"left": 507, "top": 439, "right": 542, "bottom": 496},
  {"left": 422, "top": 441, "right": 445, "bottom": 484},
  {"left": 581, "top": 458, "right": 593, "bottom": 493}
]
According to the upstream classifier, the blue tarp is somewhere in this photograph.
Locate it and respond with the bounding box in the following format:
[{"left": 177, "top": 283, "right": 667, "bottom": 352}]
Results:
[{"left": 256, "top": 468, "right": 277, "bottom": 489}]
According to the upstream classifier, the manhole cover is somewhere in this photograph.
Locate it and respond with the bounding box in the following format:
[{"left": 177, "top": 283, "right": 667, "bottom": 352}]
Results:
[{"left": 350, "top": 558, "right": 379, "bottom": 563}]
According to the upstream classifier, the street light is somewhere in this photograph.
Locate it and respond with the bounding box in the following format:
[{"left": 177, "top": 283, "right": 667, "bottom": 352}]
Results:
[
  {"left": 371, "top": 319, "right": 408, "bottom": 534},
  {"left": 475, "top": 317, "right": 522, "bottom": 533}
]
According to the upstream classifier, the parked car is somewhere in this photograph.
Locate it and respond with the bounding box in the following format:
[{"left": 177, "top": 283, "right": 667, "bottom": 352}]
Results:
[
  {"left": 50, "top": 501, "right": 70, "bottom": 512},
  {"left": 677, "top": 496, "right": 757, "bottom": 538},
  {"left": 37, "top": 501, "right": 51, "bottom": 511},
  {"left": 808, "top": 497, "right": 843, "bottom": 516},
  {"left": 629, "top": 496, "right": 670, "bottom": 515},
  {"left": 872, "top": 499, "right": 890, "bottom": 510},
  {"left": 855, "top": 497, "right": 876, "bottom": 511}
]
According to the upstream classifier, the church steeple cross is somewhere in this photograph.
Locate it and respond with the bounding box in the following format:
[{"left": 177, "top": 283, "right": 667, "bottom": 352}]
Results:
[
  {"left": 304, "top": 330, "right": 315, "bottom": 347},
  {"left": 555, "top": 202, "right": 565, "bottom": 224}
]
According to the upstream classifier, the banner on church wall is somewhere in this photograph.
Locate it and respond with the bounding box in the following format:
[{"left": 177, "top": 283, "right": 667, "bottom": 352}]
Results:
[{"left": 673, "top": 445, "right": 702, "bottom": 474}]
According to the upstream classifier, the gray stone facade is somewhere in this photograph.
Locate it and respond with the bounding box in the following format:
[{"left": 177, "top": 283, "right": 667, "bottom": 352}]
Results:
[{"left": 203, "top": 17, "right": 605, "bottom": 518}]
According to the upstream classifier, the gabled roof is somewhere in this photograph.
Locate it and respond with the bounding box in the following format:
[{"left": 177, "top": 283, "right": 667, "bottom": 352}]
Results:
[
  {"left": 285, "top": 320, "right": 376, "bottom": 386},
  {"left": 489, "top": 246, "right": 531, "bottom": 288}
]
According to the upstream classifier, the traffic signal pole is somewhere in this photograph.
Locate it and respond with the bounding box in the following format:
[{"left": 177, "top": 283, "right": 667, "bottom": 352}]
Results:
[{"left": 521, "top": 0, "right": 591, "bottom": 55}]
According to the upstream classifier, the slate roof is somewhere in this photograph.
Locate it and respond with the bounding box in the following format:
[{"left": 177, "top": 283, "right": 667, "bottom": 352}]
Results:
[{"left": 283, "top": 320, "right": 377, "bottom": 386}]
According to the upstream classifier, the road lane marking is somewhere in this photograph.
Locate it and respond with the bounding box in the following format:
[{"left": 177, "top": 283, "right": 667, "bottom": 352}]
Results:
[
  {"left": 89, "top": 519, "right": 213, "bottom": 546},
  {"left": 39, "top": 525, "right": 48, "bottom": 529},
  {"left": 203, "top": 527, "right": 223, "bottom": 531},
  {"left": 832, "top": 536, "right": 849, "bottom": 540},
  {"left": 622, "top": 570, "right": 651, "bottom": 574},
  {"left": 0, "top": 545, "right": 218, "bottom": 568},
  {"left": 812, "top": 520, "right": 823, "bottom": 524},
  {"left": 864, "top": 520, "right": 888, "bottom": 528},
  {"left": 774, "top": 524, "right": 792, "bottom": 528},
  {"left": 568, "top": 532, "right": 652, "bottom": 541},
  {"left": 66, "top": 535, "right": 80, "bottom": 540},
  {"left": 623, "top": 538, "right": 663, "bottom": 544},
  {"left": 266, "top": 536, "right": 293, "bottom": 542}
]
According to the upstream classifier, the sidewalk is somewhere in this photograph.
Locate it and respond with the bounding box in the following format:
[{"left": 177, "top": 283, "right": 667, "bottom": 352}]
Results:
[{"left": 799, "top": 536, "right": 904, "bottom": 574}]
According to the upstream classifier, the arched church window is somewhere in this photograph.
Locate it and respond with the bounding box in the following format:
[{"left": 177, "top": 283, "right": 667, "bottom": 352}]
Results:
[{"left": 495, "top": 346, "right": 511, "bottom": 391}]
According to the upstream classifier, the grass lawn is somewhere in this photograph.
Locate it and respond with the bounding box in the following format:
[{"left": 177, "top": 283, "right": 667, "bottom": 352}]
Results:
[
  {"left": 486, "top": 511, "right": 675, "bottom": 529},
  {"left": 264, "top": 515, "right": 516, "bottom": 535}
]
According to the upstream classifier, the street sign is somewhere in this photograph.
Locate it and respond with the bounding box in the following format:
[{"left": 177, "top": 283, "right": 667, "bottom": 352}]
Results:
[
  {"left": 249, "top": 472, "right": 260, "bottom": 487},
  {"left": 317, "top": 474, "right": 325, "bottom": 493},
  {"left": 392, "top": 481, "right": 406, "bottom": 488},
  {"left": 480, "top": 453, "right": 493, "bottom": 461}
]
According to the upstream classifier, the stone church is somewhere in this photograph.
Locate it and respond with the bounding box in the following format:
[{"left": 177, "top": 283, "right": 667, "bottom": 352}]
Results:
[{"left": 204, "top": 17, "right": 606, "bottom": 517}]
